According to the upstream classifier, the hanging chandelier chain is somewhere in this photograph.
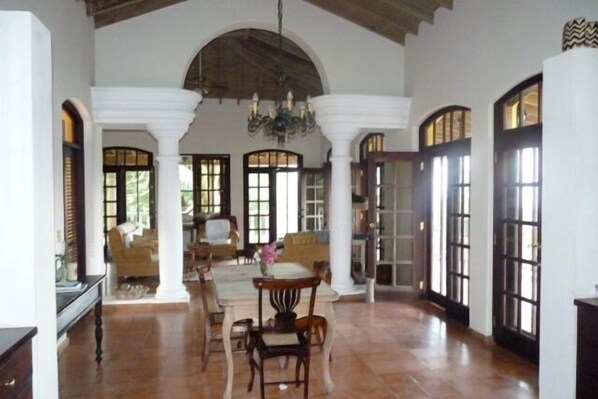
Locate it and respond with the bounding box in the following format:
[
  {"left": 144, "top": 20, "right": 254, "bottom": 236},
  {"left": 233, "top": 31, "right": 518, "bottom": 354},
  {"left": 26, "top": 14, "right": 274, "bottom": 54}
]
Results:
[
  {"left": 275, "top": 0, "right": 286, "bottom": 89},
  {"left": 247, "top": 0, "right": 317, "bottom": 144}
]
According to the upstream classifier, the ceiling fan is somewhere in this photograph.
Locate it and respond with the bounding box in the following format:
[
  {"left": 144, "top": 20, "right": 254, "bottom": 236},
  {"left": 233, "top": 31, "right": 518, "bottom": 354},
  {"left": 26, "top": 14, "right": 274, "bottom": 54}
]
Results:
[{"left": 189, "top": 51, "right": 229, "bottom": 95}]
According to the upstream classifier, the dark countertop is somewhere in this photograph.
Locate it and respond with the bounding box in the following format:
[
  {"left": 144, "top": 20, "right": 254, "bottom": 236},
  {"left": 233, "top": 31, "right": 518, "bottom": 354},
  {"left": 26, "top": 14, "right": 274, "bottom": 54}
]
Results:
[{"left": 0, "top": 327, "right": 37, "bottom": 364}]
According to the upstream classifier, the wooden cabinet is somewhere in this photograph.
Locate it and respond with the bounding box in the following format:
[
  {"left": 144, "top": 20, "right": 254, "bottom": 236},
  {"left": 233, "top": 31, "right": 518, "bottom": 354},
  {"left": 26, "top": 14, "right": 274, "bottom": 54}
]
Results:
[
  {"left": 0, "top": 327, "right": 37, "bottom": 399},
  {"left": 574, "top": 298, "right": 598, "bottom": 398}
]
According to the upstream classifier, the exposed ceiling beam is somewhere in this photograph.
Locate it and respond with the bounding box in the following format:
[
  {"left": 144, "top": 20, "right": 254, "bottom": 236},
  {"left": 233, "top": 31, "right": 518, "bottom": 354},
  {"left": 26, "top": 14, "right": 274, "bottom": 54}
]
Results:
[
  {"left": 380, "top": 0, "right": 434, "bottom": 24},
  {"left": 304, "top": 0, "right": 408, "bottom": 44},
  {"left": 91, "top": 0, "right": 187, "bottom": 28}
]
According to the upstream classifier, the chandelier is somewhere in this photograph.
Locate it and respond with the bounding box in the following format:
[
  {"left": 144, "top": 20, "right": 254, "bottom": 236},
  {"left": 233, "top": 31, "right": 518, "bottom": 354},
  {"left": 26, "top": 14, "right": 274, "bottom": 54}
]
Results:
[{"left": 247, "top": 0, "right": 316, "bottom": 144}]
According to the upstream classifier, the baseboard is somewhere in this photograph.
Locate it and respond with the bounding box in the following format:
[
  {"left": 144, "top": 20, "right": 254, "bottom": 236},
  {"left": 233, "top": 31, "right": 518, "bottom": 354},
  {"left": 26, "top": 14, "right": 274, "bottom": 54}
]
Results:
[{"left": 468, "top": 327, "right": 494, "bottom": 345}]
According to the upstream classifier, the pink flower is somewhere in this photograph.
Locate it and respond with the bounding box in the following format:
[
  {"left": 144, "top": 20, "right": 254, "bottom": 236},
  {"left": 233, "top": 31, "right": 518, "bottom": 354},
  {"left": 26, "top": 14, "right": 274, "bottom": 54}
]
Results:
[{"left": 260, "top": 241, "right": 278, "bottom": 266}]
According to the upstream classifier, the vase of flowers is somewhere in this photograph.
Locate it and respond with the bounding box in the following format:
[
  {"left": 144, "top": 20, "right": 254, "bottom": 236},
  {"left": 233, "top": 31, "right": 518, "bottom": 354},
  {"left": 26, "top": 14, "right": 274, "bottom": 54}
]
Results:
[{"left": 256, "top": 242, "right": 278, "bottom": 277}]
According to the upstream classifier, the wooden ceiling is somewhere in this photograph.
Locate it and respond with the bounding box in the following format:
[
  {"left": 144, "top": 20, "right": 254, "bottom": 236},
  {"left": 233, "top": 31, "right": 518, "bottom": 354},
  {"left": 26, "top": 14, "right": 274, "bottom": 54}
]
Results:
[{"left": 83, "top": 0, "right": 452, "bottom": 101}]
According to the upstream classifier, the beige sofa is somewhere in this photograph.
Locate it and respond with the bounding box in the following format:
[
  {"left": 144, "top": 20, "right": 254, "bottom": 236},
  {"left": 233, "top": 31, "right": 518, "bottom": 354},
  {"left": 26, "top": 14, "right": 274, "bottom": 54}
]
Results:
[
  {"left": 278, "top": 231, "right": 329, "bottom": 273},
  {"left": 108, "top": 222, "right": 159, "bottom": 278}
]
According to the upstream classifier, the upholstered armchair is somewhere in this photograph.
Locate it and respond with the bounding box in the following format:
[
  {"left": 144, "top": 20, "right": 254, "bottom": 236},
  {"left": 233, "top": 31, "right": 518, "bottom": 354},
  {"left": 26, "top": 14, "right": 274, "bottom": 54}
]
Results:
[
  {"left": 196, "top": 216, "right": 239, "bottom": 259},
  {"left": 108, "top": 222, "right": 159, "bottom": 278}
]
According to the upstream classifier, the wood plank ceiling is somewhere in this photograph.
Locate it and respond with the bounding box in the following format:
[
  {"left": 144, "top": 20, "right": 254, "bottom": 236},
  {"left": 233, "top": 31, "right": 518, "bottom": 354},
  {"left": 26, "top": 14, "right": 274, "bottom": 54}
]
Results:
[{"left": 83, "top": 0, "right": 452, "bottom": 102}]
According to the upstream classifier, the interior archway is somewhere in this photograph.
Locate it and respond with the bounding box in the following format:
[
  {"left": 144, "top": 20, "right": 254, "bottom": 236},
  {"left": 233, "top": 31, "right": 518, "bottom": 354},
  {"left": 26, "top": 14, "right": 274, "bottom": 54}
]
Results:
[{"left": 183, "top": 28, "right": 324, "bottom": 103}]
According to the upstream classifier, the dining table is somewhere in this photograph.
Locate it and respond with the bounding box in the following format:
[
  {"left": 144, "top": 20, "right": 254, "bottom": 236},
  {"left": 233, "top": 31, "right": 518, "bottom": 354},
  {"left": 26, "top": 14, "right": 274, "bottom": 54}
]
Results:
[{"left": 211, "top": 262, "right": 340, "bottom": 399}]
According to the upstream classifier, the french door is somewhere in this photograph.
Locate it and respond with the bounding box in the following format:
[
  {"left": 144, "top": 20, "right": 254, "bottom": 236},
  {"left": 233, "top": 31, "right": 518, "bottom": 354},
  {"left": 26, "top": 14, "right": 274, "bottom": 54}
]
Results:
[
  {"left": 493, "top": 75, "right": 543, "bottom": 363},
  {"left": 427, "top": 153, "right": 471, "bottom": 324},
  {"left": 102, "top": 148, "right": 155, "bottom": 256},
  {"left": 366, "top": 152, "right": 423, "bottom": 295},
  {"left": 244, "top": 150, "right": 302, "bottom": 246},
  {"left": 301, "top": 168, "right": 326, "bottom": 231},
  {"left": 494, "top": 132, "right": 542, "bottom": 362}
]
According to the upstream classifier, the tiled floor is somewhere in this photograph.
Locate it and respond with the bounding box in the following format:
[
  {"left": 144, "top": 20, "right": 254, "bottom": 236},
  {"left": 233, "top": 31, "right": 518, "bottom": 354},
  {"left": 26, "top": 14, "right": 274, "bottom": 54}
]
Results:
[{"left": 59, "top": 273, "right": 538, "bottom": 398}]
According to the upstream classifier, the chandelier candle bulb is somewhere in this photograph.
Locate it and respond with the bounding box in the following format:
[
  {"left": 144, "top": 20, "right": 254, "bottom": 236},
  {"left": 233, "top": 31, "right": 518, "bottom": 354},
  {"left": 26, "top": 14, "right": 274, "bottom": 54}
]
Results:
[{"left": 287, "top": 91, "right": 293, "bottom": 110}]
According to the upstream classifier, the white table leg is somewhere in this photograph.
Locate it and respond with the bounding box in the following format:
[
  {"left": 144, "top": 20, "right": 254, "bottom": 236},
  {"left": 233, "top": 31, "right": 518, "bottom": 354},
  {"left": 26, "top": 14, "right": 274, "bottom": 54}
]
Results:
[
  {"left": 222, "top": 307, "right": 234, "bottom": 399},
  {"left": 322, "top": 304, "right": 336, "bottom": 393}
]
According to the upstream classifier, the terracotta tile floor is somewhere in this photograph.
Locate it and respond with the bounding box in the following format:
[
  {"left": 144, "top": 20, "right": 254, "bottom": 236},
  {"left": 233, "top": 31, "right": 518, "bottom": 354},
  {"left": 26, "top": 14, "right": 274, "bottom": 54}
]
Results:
[{"left": 58, "top": 280, "right": 538, "bottom": 398}]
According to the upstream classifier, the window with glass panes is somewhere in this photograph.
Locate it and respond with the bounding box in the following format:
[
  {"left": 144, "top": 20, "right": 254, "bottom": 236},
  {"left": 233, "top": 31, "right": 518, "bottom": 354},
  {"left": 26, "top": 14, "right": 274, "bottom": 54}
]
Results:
[
  {"left": 360, "top": 133, "right": 384, "bottom": 162},
  {"left": 245, "top": 151, "right": 301, "bottom": 246},
  {"left": 493, "top": 75, "right": 542, "bottom": 362},
  {"left": 103, "top": 147, "right": 154, "bottom": 250},
  {"left": 421, "top": 106, "right": 471, "bottom": 325},
  {"left": 179, "top": 155, "right": 230, "bottom": 217},
  {"left": 302, "top": 169, "right": 325, "bottom": 231}
]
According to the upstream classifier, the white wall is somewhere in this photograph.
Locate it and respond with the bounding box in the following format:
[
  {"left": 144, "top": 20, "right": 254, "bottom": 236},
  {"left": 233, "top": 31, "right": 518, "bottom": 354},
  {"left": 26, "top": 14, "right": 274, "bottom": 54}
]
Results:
[
  {"left": 405, "top": 0, "right": 598, "bottom": 337},
  {"left": 542, "top": 48, "right": 598, "bottom": 399},
  {"left": 0, "top": 1, "right": 95, "bottom": 246},
  {"left": 0, "top": 2, "right": 96, "bottom": 398},
  {"left": 94, "top": 0, "right": 404, "bottom": 96}
]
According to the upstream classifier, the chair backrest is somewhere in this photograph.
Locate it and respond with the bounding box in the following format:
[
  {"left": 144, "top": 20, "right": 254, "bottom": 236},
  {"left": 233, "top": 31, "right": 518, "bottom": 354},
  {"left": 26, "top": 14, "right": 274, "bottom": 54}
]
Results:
[
  {"left": 196, "top": 266, "right": 221, "bottom": 316},
  {"left": 253, "top": 276, "right": 321, "bottom": 340},
  {"left": 205, "top": 219, "right": 231, "bottom": 240},
  {"left": 108, "top": 227, "right": 124, "bottom": 261}
]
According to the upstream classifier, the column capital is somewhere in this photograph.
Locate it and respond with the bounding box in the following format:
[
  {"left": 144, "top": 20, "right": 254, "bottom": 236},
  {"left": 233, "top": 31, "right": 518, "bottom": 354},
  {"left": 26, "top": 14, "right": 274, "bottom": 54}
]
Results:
[
  {"left": 91, "top": 87, "right": 201, "bottom": 133},
  {"left": 311, "top": 94, "right": 411, "bottom": 142}
]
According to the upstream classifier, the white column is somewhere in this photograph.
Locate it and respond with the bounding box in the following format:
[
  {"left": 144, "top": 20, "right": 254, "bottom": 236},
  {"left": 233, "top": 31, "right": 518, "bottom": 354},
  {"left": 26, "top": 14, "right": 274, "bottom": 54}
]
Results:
[
  {"left": 328, "top": 136, "right": 357, "bottom": 293},
  {"left": 312, "top": 95, "right": 411, "bottom": 296},
  {"left": 92, "top": 87, "right": 201, "bottom": 303},
  {"left": 541, "top": 48, "right": 598, "bottom": 399},
  {"left": 151, "top": 124, "right": 189, "bottom": 301}
]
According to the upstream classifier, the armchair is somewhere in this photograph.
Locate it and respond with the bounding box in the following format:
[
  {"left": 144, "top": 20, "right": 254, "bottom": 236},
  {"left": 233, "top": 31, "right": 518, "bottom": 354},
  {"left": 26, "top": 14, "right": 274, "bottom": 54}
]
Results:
[
  {"left": 108, "top": 222, "right": 159, "bottom": 278},
  {"left": 196, "top": 216, "right": 239, "bottom": 260}
]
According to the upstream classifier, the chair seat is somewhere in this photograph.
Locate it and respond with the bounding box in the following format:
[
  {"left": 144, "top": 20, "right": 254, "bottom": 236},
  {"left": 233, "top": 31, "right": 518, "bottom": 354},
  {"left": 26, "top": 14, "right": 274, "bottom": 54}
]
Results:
[{"left": 262, "top": 332, "right": 300, "bottom": 347}]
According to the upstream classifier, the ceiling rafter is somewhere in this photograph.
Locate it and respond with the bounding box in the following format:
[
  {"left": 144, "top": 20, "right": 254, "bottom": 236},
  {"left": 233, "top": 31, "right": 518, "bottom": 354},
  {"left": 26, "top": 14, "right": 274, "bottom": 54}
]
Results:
[{"left": 304, "top": 0, "right": 408, "bottom": 44}]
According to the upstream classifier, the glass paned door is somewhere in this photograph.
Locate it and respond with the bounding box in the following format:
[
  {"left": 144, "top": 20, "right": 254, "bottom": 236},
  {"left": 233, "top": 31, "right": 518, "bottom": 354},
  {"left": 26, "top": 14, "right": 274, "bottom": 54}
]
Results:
[
  {"left": 494, "top": 75, "right": 542, "bottom": 363},
  {"left": 367, "top": 153, "right": 422, "bottom": 294},
  {"left": 428, "top": 154, "right": 471, "bottom": 324},
  {"left": 276, "top": 171, "right": 299, "bottom": 238},
  {"left": 301, "top": 169, "right": 326, "bottom": 231},
  {"left": 102, "top": 148, "right": 155, "bottom": 257},
  {"left": 104, "top": 172, "right": 118, "bottom": 234},
  {"left": 248, "top": 172, "right": 270, "bottom": 245},
  {"left": 125, "top": 170, "right": 151, "bottom": 228},
  {"left": 494, "top": 143, "right": 541, "bottom": 361},
  {"left": 245, "top": 151, "right": 302, "bottom": 247}
]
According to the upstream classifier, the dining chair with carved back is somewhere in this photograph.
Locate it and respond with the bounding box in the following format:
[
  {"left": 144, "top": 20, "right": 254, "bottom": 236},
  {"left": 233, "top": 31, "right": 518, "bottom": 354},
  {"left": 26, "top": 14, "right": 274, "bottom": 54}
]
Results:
[{"left": 247, "top": 276, "right": 321, "bottom": 399}]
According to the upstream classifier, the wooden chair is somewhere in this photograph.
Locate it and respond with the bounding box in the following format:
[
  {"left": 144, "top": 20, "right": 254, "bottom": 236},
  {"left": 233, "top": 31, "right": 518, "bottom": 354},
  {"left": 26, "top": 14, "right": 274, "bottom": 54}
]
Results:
[
  {"left": 196, "top": 266, "right": 250, "bottom": 371},
  {"left": 247, "top": 276, "right": 321, "bottom": 399}
]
